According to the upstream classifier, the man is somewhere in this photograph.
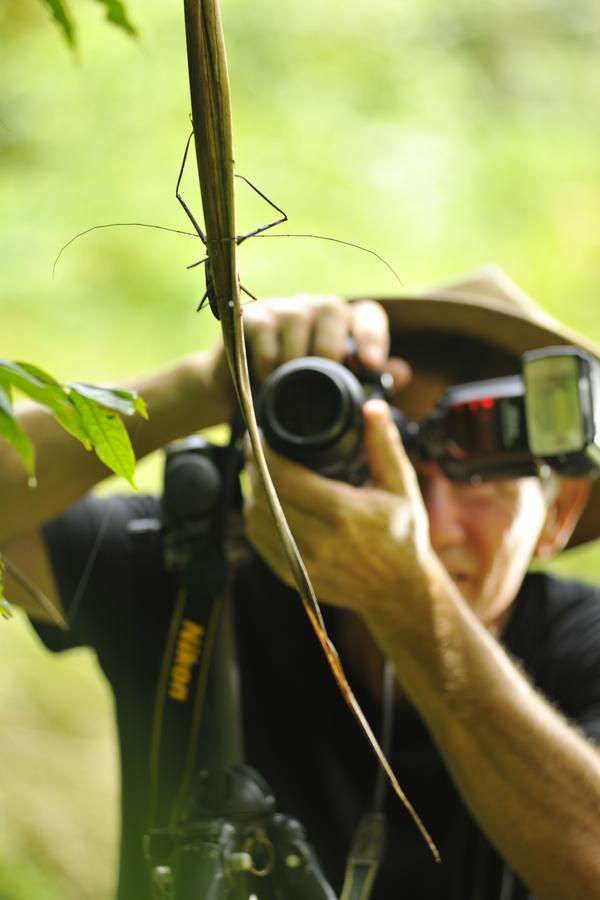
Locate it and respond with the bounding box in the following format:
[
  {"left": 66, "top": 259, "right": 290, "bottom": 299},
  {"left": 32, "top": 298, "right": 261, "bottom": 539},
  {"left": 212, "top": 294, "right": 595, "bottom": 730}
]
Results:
[{"left": 2, "top": 264, "right": 600, "bottom": 899}]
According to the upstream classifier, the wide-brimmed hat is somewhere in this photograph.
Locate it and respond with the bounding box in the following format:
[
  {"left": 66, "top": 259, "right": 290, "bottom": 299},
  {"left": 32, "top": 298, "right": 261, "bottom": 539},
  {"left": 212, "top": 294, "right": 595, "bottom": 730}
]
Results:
[{"left": 371, "top": 263, "right": 600, "bottom": 549}]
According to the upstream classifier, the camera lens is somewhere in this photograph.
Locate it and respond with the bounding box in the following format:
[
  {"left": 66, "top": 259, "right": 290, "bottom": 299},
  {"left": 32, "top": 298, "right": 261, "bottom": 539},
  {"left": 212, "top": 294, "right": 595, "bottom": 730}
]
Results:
[
  {"left": 256, "top": 357, "right": 366, "bottom": 480},
  {"left": 269, "top": 369, "right": 346, "bottom": 442}
]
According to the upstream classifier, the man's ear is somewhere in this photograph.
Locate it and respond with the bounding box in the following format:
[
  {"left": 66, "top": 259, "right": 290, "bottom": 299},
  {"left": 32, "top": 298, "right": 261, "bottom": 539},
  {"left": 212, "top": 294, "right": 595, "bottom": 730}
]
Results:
[{"left": 535, "top": 478, "right": 592, "bottom": 558}]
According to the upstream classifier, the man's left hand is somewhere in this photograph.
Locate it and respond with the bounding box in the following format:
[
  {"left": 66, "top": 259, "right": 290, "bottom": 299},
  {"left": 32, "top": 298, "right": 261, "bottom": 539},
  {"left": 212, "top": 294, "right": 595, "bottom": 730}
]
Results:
[{"left": 243, "top": 399, "right": 433, "bottom": 618}]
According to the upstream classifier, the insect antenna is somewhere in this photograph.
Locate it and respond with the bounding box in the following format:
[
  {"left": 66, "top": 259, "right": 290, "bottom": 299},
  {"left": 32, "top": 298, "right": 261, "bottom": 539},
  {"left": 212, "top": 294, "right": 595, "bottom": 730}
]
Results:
[
  {"left": 52, "top": 222, "right": 201, "bottom": 279},
  {"left": 252, "top": 232, "right": 403, "bottom": 287},
  {"left": 232, "top": 172, "right": 401, "bottom": 286}
]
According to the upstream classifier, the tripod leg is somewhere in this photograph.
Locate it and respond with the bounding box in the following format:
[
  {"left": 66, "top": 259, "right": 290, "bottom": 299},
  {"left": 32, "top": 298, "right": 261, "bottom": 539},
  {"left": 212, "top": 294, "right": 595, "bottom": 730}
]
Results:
[
  {"left": 269, "top": 814, "right": 338, "bottom": 900},
  {"left": 172, "top": 823, "right": 238, "bottom": 900}
]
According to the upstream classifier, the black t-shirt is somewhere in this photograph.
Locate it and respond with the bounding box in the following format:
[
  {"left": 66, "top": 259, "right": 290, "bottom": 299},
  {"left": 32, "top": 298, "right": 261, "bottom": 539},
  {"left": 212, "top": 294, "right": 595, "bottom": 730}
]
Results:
[{"left": 33, "top": 493, "right": 600, "bottom": 900}]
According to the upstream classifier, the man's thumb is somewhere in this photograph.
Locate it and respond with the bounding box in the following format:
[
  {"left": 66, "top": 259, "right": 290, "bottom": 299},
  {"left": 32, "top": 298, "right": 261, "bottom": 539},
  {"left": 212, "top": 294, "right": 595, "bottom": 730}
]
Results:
[{"left": 363, "top": 399, "right": 413, "bottom": 494}]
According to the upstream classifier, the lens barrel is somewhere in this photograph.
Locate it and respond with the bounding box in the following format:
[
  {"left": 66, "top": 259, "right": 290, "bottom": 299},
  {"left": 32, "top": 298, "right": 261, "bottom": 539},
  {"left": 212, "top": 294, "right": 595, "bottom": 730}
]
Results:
[{"left": 256, "top": 358, "right": 367, "bottom": 482}]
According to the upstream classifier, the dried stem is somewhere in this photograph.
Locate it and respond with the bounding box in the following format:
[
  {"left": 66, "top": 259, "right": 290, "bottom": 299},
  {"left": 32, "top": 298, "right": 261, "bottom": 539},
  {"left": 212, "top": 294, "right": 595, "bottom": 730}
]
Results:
[{"left": 182, "top": 0, "right": 438, "bottom": 860}]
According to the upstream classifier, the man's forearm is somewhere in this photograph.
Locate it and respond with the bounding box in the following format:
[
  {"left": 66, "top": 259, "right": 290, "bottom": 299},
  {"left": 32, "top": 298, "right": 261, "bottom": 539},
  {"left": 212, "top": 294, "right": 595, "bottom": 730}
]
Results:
[
  {"left": 365, "top": 573, "right": 600, "bottom": 899},
  {"left": 0, "top": 348, "right": 231, "bottom": 544}
]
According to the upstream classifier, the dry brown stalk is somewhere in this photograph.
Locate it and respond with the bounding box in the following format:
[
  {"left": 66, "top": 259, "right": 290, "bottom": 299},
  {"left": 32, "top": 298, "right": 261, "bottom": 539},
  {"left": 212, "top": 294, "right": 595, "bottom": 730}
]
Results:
[{"left": 182, "top": 0, "right": 438, "bottom": 862}]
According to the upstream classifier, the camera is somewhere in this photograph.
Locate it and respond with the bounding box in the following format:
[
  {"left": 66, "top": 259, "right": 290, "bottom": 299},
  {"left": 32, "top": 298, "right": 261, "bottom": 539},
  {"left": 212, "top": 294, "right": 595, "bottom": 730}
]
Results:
[
  {"left": 255, "top": 355, "right": 393, "bottom": 485},
  {"left": 256, "top": 346, "right": 600, "bottom": 484}
]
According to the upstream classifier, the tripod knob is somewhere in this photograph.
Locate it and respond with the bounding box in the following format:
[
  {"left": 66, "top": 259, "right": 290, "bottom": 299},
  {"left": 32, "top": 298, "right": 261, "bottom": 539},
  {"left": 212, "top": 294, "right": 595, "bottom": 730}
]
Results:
[
  {"left": 150, "top": 863, "right": 173, "bottom": 897},
  {"left": 185, "top": 765, "right": 276, "bottom": 820},
  {"left": 227, "top": 851, "right": 254, "bottom": 873}
]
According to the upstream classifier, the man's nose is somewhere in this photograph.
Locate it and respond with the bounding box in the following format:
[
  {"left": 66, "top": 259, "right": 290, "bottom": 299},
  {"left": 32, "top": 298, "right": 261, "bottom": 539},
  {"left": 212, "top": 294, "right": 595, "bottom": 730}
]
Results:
[{"left": 420, "top": 467, "right": 467, "bottom": 550}]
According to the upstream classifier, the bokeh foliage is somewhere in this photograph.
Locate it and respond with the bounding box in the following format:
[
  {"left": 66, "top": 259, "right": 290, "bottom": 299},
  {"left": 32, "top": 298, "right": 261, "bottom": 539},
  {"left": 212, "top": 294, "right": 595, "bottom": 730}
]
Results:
[
  {"left": 1, "top": 0, "right": 600, "bottom": 896},
  {"left": 40, "top": 0, "right": 136, "bottom": 47}
]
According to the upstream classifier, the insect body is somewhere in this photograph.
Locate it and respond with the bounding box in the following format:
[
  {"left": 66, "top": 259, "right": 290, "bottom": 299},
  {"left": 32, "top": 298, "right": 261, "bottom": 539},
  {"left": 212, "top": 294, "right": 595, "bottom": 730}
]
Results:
[{"left": 176, "top": 132, "right": 286, "bottom": 321}]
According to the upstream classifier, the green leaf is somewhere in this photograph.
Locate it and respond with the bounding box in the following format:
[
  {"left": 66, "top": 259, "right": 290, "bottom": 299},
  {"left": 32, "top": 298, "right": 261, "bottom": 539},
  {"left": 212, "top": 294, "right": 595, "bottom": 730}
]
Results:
[
  {"left": 0, "top": 386, "right": 35, "bottom": 477},
  {"left": 0, "top": 555, "right": 11, "bottom": 619},
  {"left": 70, "top": 389, "right": 137, "bottom": 488},
  {"left": 51, "top": 401, "right": 93, "bottom": 450},
  {"left": 14, "top": 362, "right": 61, "bottom": 387},
  {"left": 1, "top": 359, "right": 65, "bottom": 408},
  {"left": 68, "top": 382, "right": 148, "bottom": 419},
  {"left": 111, "top": 389, "right": 149, "bottom": 420},
  {"left": 0, "top": 556, "right": 10, "bottom": 619},
  {"left": 39, "top": 0, "right": 76, "bottom": 47},
  {"left": 0, "top": 593, "right": 5, "bottom": 618},
  {"left": 0, "top": 360, "right": 145, "bottom": 486},
  {"left": 0, "top": 598, "right": 13, "bottom": 621},
  {"left": 92, "top": 0, "right": 137, "bottom": 36},
  {"left": 0, "top": 360, "right": 91, "bottom": 450}
]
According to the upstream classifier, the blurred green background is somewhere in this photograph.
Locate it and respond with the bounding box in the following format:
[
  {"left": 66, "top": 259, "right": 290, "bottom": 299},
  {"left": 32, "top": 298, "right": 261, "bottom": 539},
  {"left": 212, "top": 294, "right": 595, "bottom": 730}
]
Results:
[{"left": 1, "top": 0, "right": 600, "bottom": 896}]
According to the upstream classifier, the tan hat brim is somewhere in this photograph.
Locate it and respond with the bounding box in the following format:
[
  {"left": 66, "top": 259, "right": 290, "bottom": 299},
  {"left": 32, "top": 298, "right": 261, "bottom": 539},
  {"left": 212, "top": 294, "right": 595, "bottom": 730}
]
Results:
[
  {"left": 359, "top": 284, "right": 600, "bottom": 550},
  {"left": 376, "top": 293, "right": 600, "bottom": 358}
]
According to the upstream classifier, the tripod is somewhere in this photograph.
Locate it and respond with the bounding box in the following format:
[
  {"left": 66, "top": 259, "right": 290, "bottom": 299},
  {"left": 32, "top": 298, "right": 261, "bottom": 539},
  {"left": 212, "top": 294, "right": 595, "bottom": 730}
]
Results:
[{"left": 142, "top": 434, "right": 337, "bottom": 900}]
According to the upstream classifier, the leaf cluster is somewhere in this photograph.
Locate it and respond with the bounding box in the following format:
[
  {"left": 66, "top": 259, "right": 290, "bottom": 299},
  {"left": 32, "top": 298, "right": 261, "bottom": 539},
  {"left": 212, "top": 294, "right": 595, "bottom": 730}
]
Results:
[
  {"left": 40, "top": 0, "right": 136, "bottom": 47},
  {"left": 0, "top": 360, "right": 147, "bottom": 611},
  {"left": 0, "top": 358, "right": 147, "bottom": 488}
]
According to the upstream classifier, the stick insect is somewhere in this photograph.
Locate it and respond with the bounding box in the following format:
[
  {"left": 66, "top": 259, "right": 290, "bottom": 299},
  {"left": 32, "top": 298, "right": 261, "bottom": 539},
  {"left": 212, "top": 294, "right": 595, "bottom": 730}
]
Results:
[
  {"left": 176, "top": 131, "right": 288, "bottom": 316},
  {"left": 182, "top": 0, "right": 438, "bottom": 860}
]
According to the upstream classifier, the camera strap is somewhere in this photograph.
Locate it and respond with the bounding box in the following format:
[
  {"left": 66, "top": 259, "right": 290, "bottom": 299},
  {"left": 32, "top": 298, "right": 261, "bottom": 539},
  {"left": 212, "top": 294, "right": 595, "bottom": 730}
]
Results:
[
  {"left": 148, "top": 570, "right": 228, "bottom": 831},
  {"left": 339, "top": 660, "right": 394, "bottom": 900},
  {"left": 147, "top": 422, "right": 245, "bottom": 837}
]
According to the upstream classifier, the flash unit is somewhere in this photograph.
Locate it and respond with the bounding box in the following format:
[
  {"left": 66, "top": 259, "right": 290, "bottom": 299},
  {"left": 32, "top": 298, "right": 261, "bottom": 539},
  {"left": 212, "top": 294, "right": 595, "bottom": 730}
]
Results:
[
  {"left": 257, "top": 344, "right": 600, "bottom": 485},
  {"left": 523, "top": 346, "right": 600, "bottom": 476}
]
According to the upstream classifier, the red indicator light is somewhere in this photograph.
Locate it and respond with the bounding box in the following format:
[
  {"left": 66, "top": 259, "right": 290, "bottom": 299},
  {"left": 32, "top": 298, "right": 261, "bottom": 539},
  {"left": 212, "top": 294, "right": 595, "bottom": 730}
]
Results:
[
  {"left": 468, "top": 400, "right": 480, "bottom": 412},
  {"left": 480, "top": 397, "right": 495, "bottom": 410}
]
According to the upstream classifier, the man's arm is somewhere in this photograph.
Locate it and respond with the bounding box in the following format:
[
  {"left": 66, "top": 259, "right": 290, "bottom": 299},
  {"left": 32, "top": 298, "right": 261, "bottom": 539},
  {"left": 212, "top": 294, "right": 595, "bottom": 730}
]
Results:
[
  {"left": 0, "top": 348, "right": 228, "bottom": 547},
  {"left": 244, "top": 402, "right": 600, "bottom": 900},
  {"left": 1, "top": 296, "right": 396, "bottom": 621},
  {"left": 0, "top": 348, "right": 231, "bottom": 621}
]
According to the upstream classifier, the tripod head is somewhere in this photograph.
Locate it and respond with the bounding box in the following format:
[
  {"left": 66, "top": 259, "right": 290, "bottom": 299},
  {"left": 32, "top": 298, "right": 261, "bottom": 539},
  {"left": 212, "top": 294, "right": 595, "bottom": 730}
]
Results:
[{"left": 153, "top": 764, "right": 337, "bottom": 900}]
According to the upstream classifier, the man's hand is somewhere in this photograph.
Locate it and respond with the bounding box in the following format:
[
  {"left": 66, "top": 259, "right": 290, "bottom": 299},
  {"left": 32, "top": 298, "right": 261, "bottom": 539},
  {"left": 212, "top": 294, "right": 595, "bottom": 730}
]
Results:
[
  {"left": 244, "top": 399, "right": 435, "bottom": 622},
  {"left": 243, "top": 294, "right": 404, "bottom": 381},
  {"left": 210, "top": 295, "right": 411, "bottom": 416}
]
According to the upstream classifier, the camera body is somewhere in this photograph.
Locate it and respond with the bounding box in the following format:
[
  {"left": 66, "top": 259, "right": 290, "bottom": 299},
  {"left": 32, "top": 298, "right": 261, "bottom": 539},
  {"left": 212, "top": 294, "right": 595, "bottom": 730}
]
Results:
[{"left": 256, "top": 346, "right": 600, "bottom": 484}]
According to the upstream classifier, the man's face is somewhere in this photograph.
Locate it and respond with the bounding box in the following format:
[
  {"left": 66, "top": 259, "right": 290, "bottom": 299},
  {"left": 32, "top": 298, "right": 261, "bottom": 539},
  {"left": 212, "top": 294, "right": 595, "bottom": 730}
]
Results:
[{"left": 395, "top": 371, "right": 552, "bottom": 633}]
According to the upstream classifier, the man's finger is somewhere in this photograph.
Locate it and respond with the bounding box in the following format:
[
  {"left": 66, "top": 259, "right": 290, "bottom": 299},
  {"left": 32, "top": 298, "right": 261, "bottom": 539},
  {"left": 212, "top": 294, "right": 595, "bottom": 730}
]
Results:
[
  {"left": 245, "top": 307, "right": 279, "bottom": 382},
  {"left": 386, "top": 356, "right": 412, "bottom": 391},
  {"left": 351, "top": 300, "right": 390, "bottom": 370},
  {"left": 312, "top": 298, "right": 350, "bottom": 361},
  {"left": 280, "top": 309, "right": 313, "bottom": 363},
  {"left": 363, "top": 399, "right": 419, "bottom": 497},
  {"left": 252, "top": 443, "right": 355, "bottom": 516},
  {"left": 244, "top": 509, "right": 295, "bottom": 586}
]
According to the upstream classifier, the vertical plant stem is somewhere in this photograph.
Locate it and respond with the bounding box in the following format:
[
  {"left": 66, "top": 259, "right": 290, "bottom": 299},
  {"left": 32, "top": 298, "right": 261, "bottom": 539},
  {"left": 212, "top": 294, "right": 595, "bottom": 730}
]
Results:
[{"left": 182, "top": 0, "right": 437, "bottom": 860}]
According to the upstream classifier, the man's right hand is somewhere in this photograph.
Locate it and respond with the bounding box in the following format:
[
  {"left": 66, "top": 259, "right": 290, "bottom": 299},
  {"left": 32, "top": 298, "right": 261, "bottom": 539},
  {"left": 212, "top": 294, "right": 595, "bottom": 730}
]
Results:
[{"left": 209, "top": 293, "right": 411, "bottom": 417}]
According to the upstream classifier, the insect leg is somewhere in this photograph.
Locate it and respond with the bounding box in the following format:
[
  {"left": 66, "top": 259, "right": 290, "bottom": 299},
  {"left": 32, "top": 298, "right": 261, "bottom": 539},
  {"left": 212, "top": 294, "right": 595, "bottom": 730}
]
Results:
[
  {"left": 195, "top": 262, "right": 220, "bottom": 321},
  {"left": 176, "top": 131, "right": 208, "bottom": 245},
  {"left": 187, "top": 257, "right": 209, "bottom": 270},
  {"left": 196, "top": 289, "right": 210, "bottom": 312},
  {"left": 234, "top": 174, "right": 288, "bottom": 244},
  {"left": 240, "top": 284, "right": 258, "bottom": 301}
]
